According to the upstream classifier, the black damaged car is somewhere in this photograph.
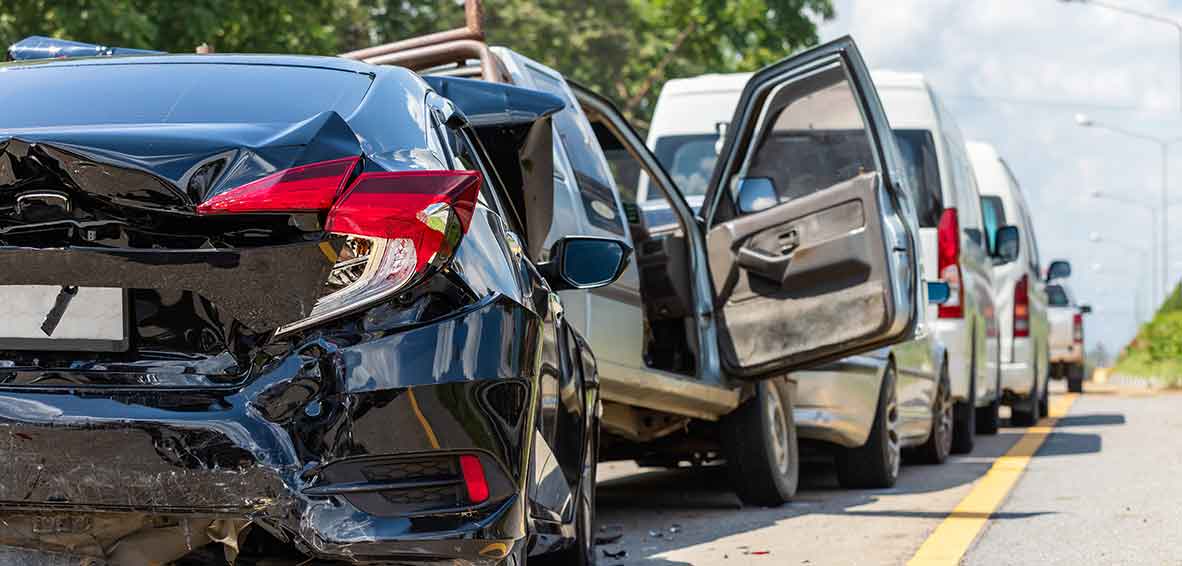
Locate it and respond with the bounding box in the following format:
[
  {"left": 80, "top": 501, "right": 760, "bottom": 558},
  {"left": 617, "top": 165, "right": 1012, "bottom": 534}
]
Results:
[{"left": 0, "top": 48, "right": 626, "bottom": 565}]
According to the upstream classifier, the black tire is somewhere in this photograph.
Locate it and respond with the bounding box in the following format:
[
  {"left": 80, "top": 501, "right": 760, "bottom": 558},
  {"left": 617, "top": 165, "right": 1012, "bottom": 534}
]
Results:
[
  {"left": 1039, "top": 373, "right": 1050, "bottom": 418},
  {"left": 1067, "top": 364, "right": 1084, "bottom": 393},
  {"left": 978, "top": 352, "right": 997, "bottom": 437},
  {"left": 1011, "top": 367, "right": 1039, "bottom": 427},
  {"left": 722, "top": 378, "right": 799, "bottom": 506},
  {"left": 912, "top": 360, "right": 952, "bottom": 465},
  {"left": 951, "top": 348, "right": 976, "bottom": 454},
  {"left": 837, "top": 364, "right": 901, "bottom": 488}
]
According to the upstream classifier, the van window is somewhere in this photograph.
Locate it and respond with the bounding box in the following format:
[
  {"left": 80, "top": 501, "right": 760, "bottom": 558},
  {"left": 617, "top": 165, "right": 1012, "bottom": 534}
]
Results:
[
  {"left": 653, "top": 134, "right": 719, "bottom": 201},
  {"left": 894, "top": 129, "right": 943, "bottom": 227},
  {"left": 524, "top": 67, "right": 626, "bottom": 236},
  {"left": 1047, "top": 285, "right": 1069, "bottom": 307},
  {"left": 980, "top": 196, "right": 1007, "bottom": 253}
]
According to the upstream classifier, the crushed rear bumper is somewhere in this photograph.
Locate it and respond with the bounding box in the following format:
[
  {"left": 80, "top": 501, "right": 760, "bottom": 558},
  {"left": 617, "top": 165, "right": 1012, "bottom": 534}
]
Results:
[{"left": 0, "top": 297, "right": 539, "bottom": 564}]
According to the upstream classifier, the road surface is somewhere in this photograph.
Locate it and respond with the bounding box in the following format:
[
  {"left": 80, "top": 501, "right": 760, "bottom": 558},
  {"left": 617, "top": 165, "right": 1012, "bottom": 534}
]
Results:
[{"left": 595, "top": 382, "right": 1179, "bottom": 565}]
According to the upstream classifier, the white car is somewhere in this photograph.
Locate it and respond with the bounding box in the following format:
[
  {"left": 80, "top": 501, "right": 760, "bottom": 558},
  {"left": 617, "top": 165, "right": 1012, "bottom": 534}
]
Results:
[
  {"left": 1046, "top": 276, "right": 1089, "bottom": 392},
  {"left": 968, "top": 141, "right": 1050, "bottom": 424}
]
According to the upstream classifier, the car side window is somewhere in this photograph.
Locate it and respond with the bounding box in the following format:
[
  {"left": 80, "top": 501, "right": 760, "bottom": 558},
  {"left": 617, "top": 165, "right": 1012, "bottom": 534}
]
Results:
[
  {"left": 980, "top": 195, "right": 1006, "bottom": 254},
  {"left": 735, "top": 70, "right": 878, "bottom": 209},
  {"left": 444, "top": 127, "right": 522, "bottom": 234}
]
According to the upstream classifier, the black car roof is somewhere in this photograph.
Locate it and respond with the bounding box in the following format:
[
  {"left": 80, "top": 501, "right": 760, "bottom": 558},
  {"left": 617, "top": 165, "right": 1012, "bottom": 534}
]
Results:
[{"left": 0, "top": 53, "right": 379, "bottom": 76}]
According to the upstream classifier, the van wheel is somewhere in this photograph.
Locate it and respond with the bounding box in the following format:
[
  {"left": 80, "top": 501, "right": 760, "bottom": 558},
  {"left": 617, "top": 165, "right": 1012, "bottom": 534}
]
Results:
[
  {"left": 1039, "top": 376, "right": 1050, "bottom": 417},
  {"left": 951, "top": 352, "right": 976, "bottom": 454},
  {"left": 976, "top": 351, "right": 1001, "bottom": 434},
  {"left": 913, "top": 361, "right": 952, "bottom": 465},
  {"left": 722, "top": 379, "right": 798, "bottom": 506},
  {"left": 1011, "top": 369, "right": 1039, "bottom": 427},
  {"left": 1067, "top": 364, "right": 1084, "bottom": 393},
  {"left": 837, "top": 364, "right": 901, "bottom": 488}
]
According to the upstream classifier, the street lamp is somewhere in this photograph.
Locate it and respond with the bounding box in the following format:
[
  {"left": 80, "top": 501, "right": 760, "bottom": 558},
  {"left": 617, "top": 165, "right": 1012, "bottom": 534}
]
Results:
[
  {"left": 1077, "top": 114, "right": 1182, "bottom": 297},
  {"left": 1060, "top": 0, "right": 1182, "bottom": 113},
  {"left": 1088, "top": 189, "right": 1160, "bottom": 299},
  {"left": 1089, "top": 232, "right": 1150, "bottom": 323}
]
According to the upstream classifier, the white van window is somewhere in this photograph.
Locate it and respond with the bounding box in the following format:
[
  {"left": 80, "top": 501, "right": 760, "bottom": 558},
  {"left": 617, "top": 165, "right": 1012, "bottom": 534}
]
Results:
[
  {"left": 980, "top": 195, "right": 1007, "bottom": 253},
  {"left": 653, "top": 134, "right": 718, "bottom": 201},
  {"left": 894, "top": 129, "right": 943, "bottom": 227}
]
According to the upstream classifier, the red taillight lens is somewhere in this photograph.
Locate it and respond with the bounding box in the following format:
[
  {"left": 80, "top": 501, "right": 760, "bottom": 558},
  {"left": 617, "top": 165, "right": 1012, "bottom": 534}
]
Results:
[
  {"left": 197, "top": 157, "right": 359, "bottom": 214},
  {"left": 1013, "top": 274, "right": 1030, "bottom": 338},
  {"left": 1073, "top": 312, "right": 1083, "bottom": 343},
  {"left": 198, "top": 158, "right": 482, "bottom": 333},
  {"left": 937, "top": 208, "right": 963, "bottom": 319},
  {"left": 459, "top": 454, "right": 489, "bottom": 504}
]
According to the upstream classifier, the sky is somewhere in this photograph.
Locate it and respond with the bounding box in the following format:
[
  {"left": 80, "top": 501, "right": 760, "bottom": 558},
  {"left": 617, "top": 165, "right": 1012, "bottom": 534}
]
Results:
[{"left": 817, "top": 0, "right": 1182, "bottom": 359}]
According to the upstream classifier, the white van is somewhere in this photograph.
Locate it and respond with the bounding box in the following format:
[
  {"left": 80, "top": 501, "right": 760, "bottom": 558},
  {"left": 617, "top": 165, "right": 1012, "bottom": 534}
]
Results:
[
  {"left": 644, "top": 71, "right": 1001, "bottom": 455},
  {"left": 968, "top": 141, "right": 1050, "bottom": 425}
]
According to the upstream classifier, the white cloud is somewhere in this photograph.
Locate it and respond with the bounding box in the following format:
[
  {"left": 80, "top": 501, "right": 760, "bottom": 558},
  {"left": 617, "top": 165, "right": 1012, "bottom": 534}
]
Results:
[{"left": 819, "top": 0, "right": 1182, "bottom": 352}]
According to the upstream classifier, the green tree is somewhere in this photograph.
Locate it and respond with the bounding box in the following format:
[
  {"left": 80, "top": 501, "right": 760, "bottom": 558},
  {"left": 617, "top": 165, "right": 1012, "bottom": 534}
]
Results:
[{"left": 3, "top": 0, "right": 833, "bottom": 125}]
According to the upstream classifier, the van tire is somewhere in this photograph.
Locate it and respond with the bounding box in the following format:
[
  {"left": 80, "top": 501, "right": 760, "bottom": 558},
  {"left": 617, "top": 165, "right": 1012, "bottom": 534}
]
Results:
[
  {"left": 951, "top": 351, "right": 976, "bottom": 455},
  {"left": 1011, "top": 368, "right": 1039, "bottom": 427},
  {"left": 837, "top": 364, "right": 901, "bottom": 488},
  {"left": 1067, "top": 364, "right": 1084, "bottom": 393},
  {"left": 722, "top": 378, "right": 798, "bottom": 506}
]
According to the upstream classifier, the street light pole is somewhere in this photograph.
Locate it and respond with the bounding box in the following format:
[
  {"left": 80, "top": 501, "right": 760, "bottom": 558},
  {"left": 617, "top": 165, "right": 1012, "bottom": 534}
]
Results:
[
  {"left": 1076, "top": 114, "right": 1182, "bottom": 299},
  {"left": 1060, "top": 0, "right": 1182, "bottom": 112},
  {"left": 1089, "top": 189, "right": 1159, "bottom": 299}
]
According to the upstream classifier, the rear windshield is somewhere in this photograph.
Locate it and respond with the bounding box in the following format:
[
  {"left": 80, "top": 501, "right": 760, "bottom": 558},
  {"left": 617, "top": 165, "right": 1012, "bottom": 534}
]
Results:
[
  {"left": 1047, "top": 285, "right": 1069, "bottom": 307},
  {"left": 894, "top": 129, "right": 944, "bottom": 227},
  {"left": 0, "top": 63, "right": 373, "bottom": 128},
  {"left": 653, "top": 134, "right": 719, "bottom": 201}
]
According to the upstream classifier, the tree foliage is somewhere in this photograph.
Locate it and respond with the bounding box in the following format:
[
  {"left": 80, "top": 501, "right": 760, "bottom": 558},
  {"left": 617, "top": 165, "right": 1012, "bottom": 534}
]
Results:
[{"left": 1, "top": 0, "right": 833, "bottom": 124}]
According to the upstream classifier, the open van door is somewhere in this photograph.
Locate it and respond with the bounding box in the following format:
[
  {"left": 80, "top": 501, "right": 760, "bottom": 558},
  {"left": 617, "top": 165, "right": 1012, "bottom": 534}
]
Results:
[{"left": 702, "top": 36, "right": 919, "bottom": 378}]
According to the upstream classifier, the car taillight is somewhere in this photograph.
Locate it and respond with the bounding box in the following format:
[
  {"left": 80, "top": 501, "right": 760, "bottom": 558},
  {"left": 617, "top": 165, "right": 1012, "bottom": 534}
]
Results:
[
  {"left": 1073, "top": 312, "right": 1083, "bottom": 343},
  {"left": 937, "top": 208, "right": 963, "bottom": 319},
  {"left": 198, "top": 157, "right": 482, "bottom": 333},
  {"left": 1013, "top": 274, "right": 1029, "bottom": 338}
]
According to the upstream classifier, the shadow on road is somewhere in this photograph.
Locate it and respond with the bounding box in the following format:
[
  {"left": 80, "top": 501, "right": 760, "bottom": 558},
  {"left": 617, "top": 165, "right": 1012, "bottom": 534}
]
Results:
[{"left": 594, "top": 412, "right": 1114, "bottom": 564}]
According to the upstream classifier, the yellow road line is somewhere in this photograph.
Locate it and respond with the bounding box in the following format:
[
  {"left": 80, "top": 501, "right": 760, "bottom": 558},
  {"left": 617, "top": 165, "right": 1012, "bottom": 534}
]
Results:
[{"left": 907, "top": 393, "right": 1078, "bottom": 566}]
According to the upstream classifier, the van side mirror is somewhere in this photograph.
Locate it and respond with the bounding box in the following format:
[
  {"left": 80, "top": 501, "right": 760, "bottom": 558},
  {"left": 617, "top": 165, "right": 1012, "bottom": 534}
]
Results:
[
  {"left": 927, "top": 281, "right": 951, "bottom": 305},
  {"left": 539, "top": 237, "right": 631, "bottom": 291},
  {"left": 1080, "top": 304, "right": 1093, "bottom": 315},
  {"left": 1046, "top": 259, "right": 1071, "bottom": 281},
  {"left": 992, "top": 225, "right": 1021, "bottom": 264}
]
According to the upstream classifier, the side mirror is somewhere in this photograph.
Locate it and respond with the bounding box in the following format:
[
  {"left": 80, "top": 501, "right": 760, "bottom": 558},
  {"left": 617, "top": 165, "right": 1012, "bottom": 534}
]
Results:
[
  {"left": 992, "top": 225, "right": 1021, "bottom": 264},
  {"left": 927, "top": 281, "right": 951, "bottom": 305},
  {"left": 1080, "top": 304, "right": 1093, "bottom": 315},
  {"left": 736, "top": 177, "right": 778, "bottom": 214},
  {"left": 1046, "top": 259, "right": 1071, "bottom": 281},
  {"left": 539, "top": 237, "right": 631, "bottom": 291}
]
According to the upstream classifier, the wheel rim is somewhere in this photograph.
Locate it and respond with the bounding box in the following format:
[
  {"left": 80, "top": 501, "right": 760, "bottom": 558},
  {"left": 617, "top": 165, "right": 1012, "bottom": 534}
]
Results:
[
  {"left": 936, "top": 376, "right": 953, "bottom": 458},
  {"left": 765, "top": 384, "right": 791, "bottom": 475},
  {"left": 885, "top": 375, "right": 901, "bottom": 478}
]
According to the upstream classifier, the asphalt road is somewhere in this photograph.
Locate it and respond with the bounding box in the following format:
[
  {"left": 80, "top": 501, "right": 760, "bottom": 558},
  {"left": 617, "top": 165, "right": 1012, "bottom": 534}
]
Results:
[{"left": 594, "top": 382, "right": 1178, "bottom": 565}]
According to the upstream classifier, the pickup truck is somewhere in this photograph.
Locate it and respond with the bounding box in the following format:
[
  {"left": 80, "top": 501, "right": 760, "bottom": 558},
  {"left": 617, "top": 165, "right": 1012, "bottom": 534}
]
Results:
[
  {"left": 348, "top": 5, "right": 925, "bottom": 507},
  {"left": 1045, "top": 269, "right": 1090, "bottom": 392}
]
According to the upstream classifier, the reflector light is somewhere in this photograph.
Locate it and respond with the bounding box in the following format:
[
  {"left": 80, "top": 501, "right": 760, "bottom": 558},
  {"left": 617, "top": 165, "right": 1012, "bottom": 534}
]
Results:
[
  {"left": 459, "top": 454, "right": 489, "bottom": 504},
  {"left": 197, "top": 156, "right": 359, "bottom": 214},
  {"left": 1014, "top": 274, "right": 1030, "bottom": 338},
  {"left": 1073, "top": 312, "right": 1084, "bottom": 344},
  {"left": 197, "top": 157, "right": 482, "bottom": 333},
  {"left": 937, "top": 208, "right": 964, "bottom": 319}
]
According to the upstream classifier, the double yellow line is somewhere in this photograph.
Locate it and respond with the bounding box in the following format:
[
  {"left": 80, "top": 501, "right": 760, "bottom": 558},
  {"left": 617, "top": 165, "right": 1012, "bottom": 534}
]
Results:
[{"left": 907, "top": 393, "right": 1079, "bottom": 565}]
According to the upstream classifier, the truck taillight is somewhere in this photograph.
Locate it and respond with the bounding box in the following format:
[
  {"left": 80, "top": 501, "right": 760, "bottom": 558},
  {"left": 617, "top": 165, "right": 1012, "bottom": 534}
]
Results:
[
  {"left": 198, "top": 157, "right": 482, "bottom": 333},
  {"left": 1073, "top": 312, "right": 1083, "bottom": 344},
  {"left": 1013, "top": 274, "right": 1029, "bottom": 338},
  {"left": 937, "top": 208, "right": 963, "bottom": 319}
]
